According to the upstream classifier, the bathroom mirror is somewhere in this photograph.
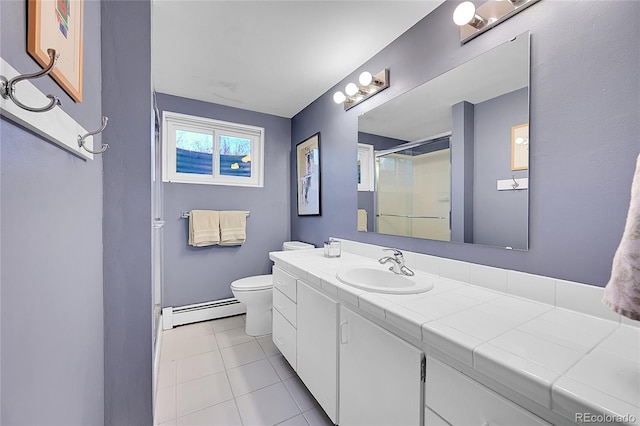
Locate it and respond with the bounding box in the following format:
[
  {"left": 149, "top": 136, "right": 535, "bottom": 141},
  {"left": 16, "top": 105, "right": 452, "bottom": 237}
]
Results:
[{"left": 358, "top": 32, "right": 530, "bottom": 250}]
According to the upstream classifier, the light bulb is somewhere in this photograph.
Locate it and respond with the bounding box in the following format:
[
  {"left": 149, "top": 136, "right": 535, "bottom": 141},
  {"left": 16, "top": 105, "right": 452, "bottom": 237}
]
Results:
[
  {"left": 359, "top": 71, "right": 373, "bottom": 86},
  {"left": 333, "top": 91, "right": 346, "bottom": 104},
  {"left": 345, "top": 82, "right": 359, "bottom": 96},
  {"left": 453, "top": 1, "right": 477, "bottom": 26},
  {"left": 515, "top": 137, "right": 524, "bottom": 145}
]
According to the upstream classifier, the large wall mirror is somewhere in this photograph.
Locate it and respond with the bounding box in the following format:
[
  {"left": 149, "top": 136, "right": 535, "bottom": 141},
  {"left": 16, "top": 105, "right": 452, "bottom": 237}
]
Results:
[{"left": 357, "top": 32, "right": 530, "bottom": 250}]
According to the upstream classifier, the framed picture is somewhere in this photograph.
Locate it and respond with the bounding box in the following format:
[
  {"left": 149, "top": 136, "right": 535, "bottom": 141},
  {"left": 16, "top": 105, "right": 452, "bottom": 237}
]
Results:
[
  {"left": 28, "top": 0, "right": 84, "bottom": 102},
  {"left": 296, "top": 133, "right": 321, "bottom": 216},
  {"left": 511, "top": 123, "right": 529, "bottom": 171}
]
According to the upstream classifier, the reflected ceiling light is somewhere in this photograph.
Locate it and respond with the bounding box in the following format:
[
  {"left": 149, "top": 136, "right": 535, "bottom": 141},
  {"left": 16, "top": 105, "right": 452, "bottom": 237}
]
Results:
[
  {"left": 454, "top": 0, "right": 541, "bottom": 44},
  {"left": 333, "top": 69, "right": 390, "bottom": 111}
]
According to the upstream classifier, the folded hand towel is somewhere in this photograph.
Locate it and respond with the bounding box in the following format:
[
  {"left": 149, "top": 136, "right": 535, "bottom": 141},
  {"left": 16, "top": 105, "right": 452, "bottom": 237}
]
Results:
[
  {"left": 219, "top": 211, "right": 246, "bottom": 246},
  {"left": 189, "top": 210, "right": 220, "bottom": 247},
  {"left": 357, "top": 209, "right": 368, "bottom": 232},
  {"left": 602, "top": 154, "right": 640, "bottom": 321}
]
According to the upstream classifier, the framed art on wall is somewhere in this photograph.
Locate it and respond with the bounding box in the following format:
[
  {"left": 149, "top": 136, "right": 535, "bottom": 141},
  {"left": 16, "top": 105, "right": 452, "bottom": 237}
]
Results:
[
  {"left": 296, "top": 133, "right": 321, "bottom": 216},
  {"left": 28, "top": 0, "right": 84, "bottom": 102}
]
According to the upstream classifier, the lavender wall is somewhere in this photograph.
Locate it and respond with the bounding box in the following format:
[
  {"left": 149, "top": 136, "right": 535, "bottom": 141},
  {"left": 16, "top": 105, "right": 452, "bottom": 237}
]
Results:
[
  {"left": 291, "top": 1, "right": 640, "bottom": 287},
  {"left": 101, "top": 1, "right": 153, "bottom": 424},
  {"left": 156, "top": 93, "right": 292, "bottom": 308},
  {"left": 0, "top": 0, "right": 104, "bottom": 424},
  {"left": 473, "top": 88, "right": 529, "bottom": 249}
]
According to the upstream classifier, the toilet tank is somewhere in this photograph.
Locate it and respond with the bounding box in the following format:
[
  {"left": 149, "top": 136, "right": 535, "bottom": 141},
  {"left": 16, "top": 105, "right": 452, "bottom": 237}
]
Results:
[{"left": 283, "top": 241, "right": 315, "bottom": 251}]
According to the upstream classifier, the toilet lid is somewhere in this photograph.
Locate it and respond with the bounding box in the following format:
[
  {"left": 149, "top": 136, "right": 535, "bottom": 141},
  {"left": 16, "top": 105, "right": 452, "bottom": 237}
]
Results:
[{"left": 231, "top": 274, "right": 273, "bottom": 291}]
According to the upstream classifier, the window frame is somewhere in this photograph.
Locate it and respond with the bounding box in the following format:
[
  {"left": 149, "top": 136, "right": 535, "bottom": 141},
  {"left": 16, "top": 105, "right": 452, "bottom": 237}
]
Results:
[
  {"left": 162, "top": 111, "right": 265, "bottom": 187},
  {"left": 357, "top": 143, "right": 374, "bottom": 192}
]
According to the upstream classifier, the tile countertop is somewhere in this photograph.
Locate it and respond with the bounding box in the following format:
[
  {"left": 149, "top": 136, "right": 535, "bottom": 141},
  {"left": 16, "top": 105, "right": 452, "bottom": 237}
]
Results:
[{"left": 269, "top": 249, "right": 640, "bottom": 426}]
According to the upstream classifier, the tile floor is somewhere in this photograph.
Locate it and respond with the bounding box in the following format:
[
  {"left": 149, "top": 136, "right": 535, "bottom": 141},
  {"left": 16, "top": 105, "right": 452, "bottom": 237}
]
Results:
[{"left": 155, "top": 314, "right": 334, "bottom": 426}]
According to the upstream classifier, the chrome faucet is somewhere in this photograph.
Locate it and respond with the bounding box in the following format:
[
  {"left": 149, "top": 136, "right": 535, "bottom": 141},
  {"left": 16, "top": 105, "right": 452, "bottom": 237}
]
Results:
[{"left": 378, "top": 248, "right": 415, "bottom": 276}]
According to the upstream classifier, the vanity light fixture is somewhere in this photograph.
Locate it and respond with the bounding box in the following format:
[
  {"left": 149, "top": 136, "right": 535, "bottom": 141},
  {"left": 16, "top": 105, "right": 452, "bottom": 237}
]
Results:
[
  {"left": 333, "top": 69, "right": 389, "bottom": 111},
  {"left": 453, "top": 2, "right": 487, "bottom": 29},
  {"left": 453, "top": 0, "right": 541, "bottom": 44}
]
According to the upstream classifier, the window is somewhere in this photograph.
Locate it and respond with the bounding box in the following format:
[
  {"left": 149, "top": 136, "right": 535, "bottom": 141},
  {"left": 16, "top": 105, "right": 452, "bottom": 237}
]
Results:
[
  {"left": 163, "top": 111, "right": 264, "bottom": 187},
  {"left": 357, "top": 143, "right": 374, "bottom": 191}
]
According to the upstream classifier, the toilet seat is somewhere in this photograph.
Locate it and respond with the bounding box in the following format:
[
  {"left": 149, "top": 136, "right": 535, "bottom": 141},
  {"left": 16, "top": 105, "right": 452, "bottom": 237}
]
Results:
[{"left": 230, "top": 274, "right": 272, "bottom": 292}]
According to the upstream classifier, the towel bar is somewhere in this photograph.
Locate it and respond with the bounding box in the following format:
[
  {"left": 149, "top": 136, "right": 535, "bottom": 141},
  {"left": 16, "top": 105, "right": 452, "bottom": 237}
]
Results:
[{"left": 181, "top": 211, "right": 250, "bottom": 219}]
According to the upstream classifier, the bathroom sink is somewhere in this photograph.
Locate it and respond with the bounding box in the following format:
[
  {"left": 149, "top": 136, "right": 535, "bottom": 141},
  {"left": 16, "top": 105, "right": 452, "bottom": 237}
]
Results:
[{"left": 336, "top": 267, "right": 434, "bottom": 294}]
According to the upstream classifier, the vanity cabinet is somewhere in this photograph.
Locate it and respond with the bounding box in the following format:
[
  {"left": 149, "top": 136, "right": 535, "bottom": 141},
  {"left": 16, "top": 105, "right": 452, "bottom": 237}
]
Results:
[
  {"left": 272, "top": 266, "right": 298, "bottom": 369},
  {"left": 425, "top": 357, "right": 551, "bottom": 426},
  {"left": 339, "top": 306, "right": 424, "bottom": 426},
  {"left": 297, "top": 281, "right": 339, "bottom": 424}
]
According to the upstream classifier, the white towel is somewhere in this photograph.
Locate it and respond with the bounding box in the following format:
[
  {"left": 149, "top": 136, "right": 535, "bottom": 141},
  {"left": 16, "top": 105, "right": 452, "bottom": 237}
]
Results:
[
  {"left": 219, "top": 211, "right": 246, "bottom": 246},
  {"left": 189, "top": 210, "right": 220, "bottom": 247},
  {"left": 602, "top": 154, "right": 640, "bottom": 321},
  {"left": 357, "top": 209, "right": 368, "bottom": 232}
]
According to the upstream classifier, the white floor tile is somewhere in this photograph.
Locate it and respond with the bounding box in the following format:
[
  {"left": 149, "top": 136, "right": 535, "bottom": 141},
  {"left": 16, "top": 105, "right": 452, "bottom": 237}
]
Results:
[
  {"left": 176, "top": 371, "right": 234, "bottom": 417},
  {"left": 220, "top": 340, "right": 266, "bottom": 369},
  {"left": 235, "top": 382, "right": 301, "bottom": 426},
  {"left": 277, "top": 414, "right": 310, "bottom": 425},
  {"left": 174, "top": 321, "right": 215, "bottom": 340},
  {"left": 176, "top": 333, "right": 219, "bottom": 359},
  {"left": 283, "top": 376, "right": 318, "bottom": 412},
  {"left": 211, "top": 315, "right": 246, "bottom": 333},
  {"left": 303, "top": 407, "right": 333, "bottom": 426},
  {"left": 257, "top": 335, "right": 280, "bottom": 356},
  {"left": 161, "top": 330, "right": 177, "bottom": 362},
  {"left": 176, "top": 399, "right": 242, "bottom": 426},
  {"left": 216, "top": 326, "right": 256, "bottom": 348},
  {"left": 268, "top": 354, "right": 296, "bottom": 381},
  {"left": 177, "top": 350, "right": 226, "bottom": 383},
  {"left": 155, "top": 385, "right": 176, "bottom": 424},
  {"left": 157, "top": 360, "right": 176, "bottom": 389},
  {"left": 227, "top": 358, "right": 281, "bottom": 397}
]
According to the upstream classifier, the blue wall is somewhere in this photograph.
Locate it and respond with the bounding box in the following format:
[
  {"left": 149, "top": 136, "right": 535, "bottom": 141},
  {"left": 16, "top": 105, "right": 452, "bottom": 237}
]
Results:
[
  {"left": 0, "top": 0, "right": 104, "bottom": 424},
  {"left": 156, "top": 93, "right": 292, "bottom": 308},
  {"left": 291, "top": 1, "right": 640, "bottom": 287}
]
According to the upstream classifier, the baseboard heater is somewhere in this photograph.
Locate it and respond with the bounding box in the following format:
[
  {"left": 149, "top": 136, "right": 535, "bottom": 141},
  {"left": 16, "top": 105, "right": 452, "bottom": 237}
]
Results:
[{"left": 162, "top": 297, "right": 246, "bottom": 330}]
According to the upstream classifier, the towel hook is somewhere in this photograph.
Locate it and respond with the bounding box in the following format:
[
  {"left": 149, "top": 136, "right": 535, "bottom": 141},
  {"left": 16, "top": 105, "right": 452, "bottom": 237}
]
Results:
[
  {"left": 78, "top": 116, "right": 109, "bottom": 154},
  {"left": 511, "top": 175, "right": 520, "bottom": 189},
  {"left": 0, "top": 48, "right": 62, "bottom": 113}
]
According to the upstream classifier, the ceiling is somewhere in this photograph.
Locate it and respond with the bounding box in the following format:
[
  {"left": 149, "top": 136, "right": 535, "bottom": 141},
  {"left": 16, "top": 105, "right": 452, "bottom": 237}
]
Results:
[{"left": 151, "top": 1, "right": 445, "bottom": 118}]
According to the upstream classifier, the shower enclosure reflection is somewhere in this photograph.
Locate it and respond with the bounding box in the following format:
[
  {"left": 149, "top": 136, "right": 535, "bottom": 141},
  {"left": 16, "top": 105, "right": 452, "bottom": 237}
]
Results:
[{"left": 375, "top": 135, "right": 451, "bottom": 241}]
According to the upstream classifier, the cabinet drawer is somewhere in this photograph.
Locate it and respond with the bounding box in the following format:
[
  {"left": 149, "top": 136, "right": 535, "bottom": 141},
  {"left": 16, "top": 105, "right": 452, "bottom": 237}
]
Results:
[
  {"left": 273, "top": 309, "right": 296, "bottom": 370},
  {"left": 273, "top": 287, "right": 296, "bottom": 327},
  {"left": 273, "top": 266, "right": 297, "bottom": 302},
  {"left": 426, "top": 357, "right": 550, "bottom": 426}
]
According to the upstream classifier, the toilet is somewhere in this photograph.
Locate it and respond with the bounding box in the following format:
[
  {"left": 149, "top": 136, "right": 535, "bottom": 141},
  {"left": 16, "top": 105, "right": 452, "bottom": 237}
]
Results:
[{"left": 231, "top": 241, "right": 314, "bottom": 336}]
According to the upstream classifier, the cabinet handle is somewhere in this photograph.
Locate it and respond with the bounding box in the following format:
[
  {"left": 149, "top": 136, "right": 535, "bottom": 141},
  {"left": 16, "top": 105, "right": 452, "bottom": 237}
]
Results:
[{"left": 340, "top": 321, "right": 348, "bottom": 344}]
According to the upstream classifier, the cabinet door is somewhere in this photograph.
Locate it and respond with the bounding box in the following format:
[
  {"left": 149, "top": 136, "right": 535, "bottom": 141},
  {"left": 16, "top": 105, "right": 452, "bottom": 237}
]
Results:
[
  {"left": 340, "top": 306, "right": 424, "bottom": 426},
  {"left": 297, "top": 281, "right": 339, "bottom": 424}
]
